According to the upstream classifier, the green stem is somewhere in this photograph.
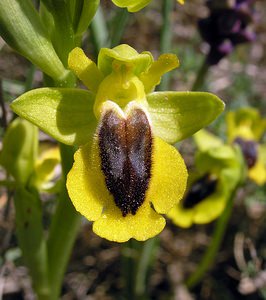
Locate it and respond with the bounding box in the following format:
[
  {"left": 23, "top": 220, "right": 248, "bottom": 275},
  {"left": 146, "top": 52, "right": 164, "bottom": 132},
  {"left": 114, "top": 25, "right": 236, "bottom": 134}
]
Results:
[
  {"left": 90, "top": 5, "right": 109, "bottom": 54},
  {"left": 110, "top": 8, "right": 129, "bottom": 48},
  {"left": 40, "top": 0, "right": 75, "bottom": 67},
  {"left": 135, "top": 237, "right": 159, "bottom": 299},
  {"left": 14, "top": 187, "right": 50, "bottom": 300},
  {"left": 158, "top": 0, "right": 174, "bottom": 91},
  {"left": 0, "top": 78, "right": 7, "bottom": 129},
  {"left": 47, "top": 144, "right": 81, "bottom": 300},
  {"left": 24, "top": 64, "right": 36, "bottom": 92},
  {"left": 191, "top": 58, "right": 210, "bottom": 91},
  {"left": 186, "top": 191, "right": 236, "bottom": 289},
  {"left": 121, "top": 240, "right": 138, "bottom": 300}
]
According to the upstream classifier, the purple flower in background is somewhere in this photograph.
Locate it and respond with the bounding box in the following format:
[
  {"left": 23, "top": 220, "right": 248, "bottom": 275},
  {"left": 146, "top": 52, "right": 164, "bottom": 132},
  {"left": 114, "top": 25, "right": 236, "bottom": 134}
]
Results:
[{"left": 198, "top": 0, "right": 256, "bottom": 65}]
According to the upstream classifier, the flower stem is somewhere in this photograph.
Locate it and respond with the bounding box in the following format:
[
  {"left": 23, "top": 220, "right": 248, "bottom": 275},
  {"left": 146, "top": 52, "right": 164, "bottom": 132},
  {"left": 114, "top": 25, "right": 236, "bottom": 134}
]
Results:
[
  {"left": 185, "top": 190, "right": 236, "bottom": 289},
  {"left": 191, "top": 57, "right": 210, "bottom": 91},
  {"left": 47, "top": 144, "right": 81, "bottom": 299},
  {"left": 90, "top": 5, "right": 109, "bottom": 55},
  {"left": 0, "top": 79, "right": 7, "bottom": 130},
  {"left": 158, "top": 0, "right": 174, "bottom": 91},
  {"left": 14, "top": 187, "right": 50, "bottom": 300},
  {"left": 134, "top": 237, "right": 159, "bottom": 298},
  {"left": 121, "top": 240, "right": 138, "bottom": 300},
  {"left": 110, "top": 8, "right": 129, "bottom": 48}
]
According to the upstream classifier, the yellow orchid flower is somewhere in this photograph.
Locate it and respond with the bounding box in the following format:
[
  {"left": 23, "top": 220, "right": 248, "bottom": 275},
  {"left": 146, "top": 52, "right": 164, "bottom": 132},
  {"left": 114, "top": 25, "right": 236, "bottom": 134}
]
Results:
[
  {"left": 168, "top": 107, "right": 266, "bottom": 229},
  {"left": 11, "top": 44, "right": 224, "bottom": 242},
  {"left": 167, "top": 143, "right": 243, "bottom": 228},
  {"left": 66, "top": 46, "right": 188, "bottom": 242},
  {"left": 227, "top": 108, "right": 266, "bottom": 185}
]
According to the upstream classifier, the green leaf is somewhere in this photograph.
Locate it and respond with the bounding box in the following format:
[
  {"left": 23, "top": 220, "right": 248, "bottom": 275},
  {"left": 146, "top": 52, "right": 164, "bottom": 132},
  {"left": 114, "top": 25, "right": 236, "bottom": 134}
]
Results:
[
  {"left": 0, "top": 118, "right": 38, "bottom": 185},
  {"left": 147, "top": 91, "right": 225, "bottom": 144},
  {"left": 73, "top": 0, "right": 100, "bottom": 36},
  {"left": 0, "top": 0, "right": 69, "bottom": 81},
  {"left": 11, "top": 88, "right": 97, "bottom": 146}
]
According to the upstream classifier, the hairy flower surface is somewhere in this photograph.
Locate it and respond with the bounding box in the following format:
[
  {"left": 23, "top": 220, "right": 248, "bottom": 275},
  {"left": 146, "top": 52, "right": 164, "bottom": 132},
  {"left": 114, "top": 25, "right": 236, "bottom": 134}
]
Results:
[{"left": 11, "top": 44, "right": 224, "bottom": 242}]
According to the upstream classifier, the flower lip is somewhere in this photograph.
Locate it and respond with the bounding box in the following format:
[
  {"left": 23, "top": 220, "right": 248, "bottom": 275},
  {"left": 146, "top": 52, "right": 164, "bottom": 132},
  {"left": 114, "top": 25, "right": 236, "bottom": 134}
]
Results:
[
  {"left": 182, "top": 173, "right": 218, "bottom": 209},
  {"left": 98, "top": 102, "right": 153, "bottom": 216},
  {"left": 234, "top": 137, "right": 258, "bottom": 168}
]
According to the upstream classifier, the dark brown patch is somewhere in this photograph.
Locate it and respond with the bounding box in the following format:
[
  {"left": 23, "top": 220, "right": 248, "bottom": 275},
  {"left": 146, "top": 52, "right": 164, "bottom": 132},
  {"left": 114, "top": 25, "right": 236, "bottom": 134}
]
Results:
[
  {"left": 182, "top": 174, "right": 218, "bottom": 209},
  {"left": 234, "top": 137, "right": 258, "bottom": 168},
  {"left": 98, "top": 107, "right": 152, "bottom": 216}
]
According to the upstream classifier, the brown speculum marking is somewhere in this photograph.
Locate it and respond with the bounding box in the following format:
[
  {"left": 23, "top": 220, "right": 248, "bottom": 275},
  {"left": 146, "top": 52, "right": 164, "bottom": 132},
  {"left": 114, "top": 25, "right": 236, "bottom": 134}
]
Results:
[
  {"left": 98, "top": 107, "right": 153, "bottom": 216},
  {"left": 233, "top": 137, "right": 258, "bottom": 169},
  {"left": 182, "top": 174, "right": 218, "bottom": 209}
]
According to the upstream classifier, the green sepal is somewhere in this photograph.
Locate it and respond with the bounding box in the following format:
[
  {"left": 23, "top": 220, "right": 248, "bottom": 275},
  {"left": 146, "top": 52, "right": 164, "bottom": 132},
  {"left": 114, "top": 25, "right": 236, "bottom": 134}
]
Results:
[
  {"left": 112, "top": 0, "right": 152, "bottom": 12},
  {"left": 195, "top": 145, "right": 245, "bottom": 190},
  {"left": 0, "top": 0, "right": 68, "bottom": 81},
  {"left": 0, "top": 118, "right": 38, "bottom": 185},
  {"left": 147, "top": 92, "right": 225, "bottom": 144},
  {"left": 11, "top": 88, "right": 97, "bottom": 146},
  {"left": 196, "top": 145, "right": 240, "bottom": 172},
  {"left": 98, "top": 44, "right": 153, "bottom": 76},
  {"left": 194, "top": 129, "right": 223, "bottom": 151},
  {"left": 29, "top": 143, "right": 60, "bottom": 191}
]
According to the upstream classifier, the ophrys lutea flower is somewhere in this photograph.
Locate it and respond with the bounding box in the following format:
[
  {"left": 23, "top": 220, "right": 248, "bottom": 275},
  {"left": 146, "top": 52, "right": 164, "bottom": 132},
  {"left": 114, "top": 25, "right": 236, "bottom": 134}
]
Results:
[
  {"left": 167, "top": 139, "right": 243, "bottom": 228},
  {"left": 11, "top": 44, "right": 224, "bottom": 242},
  {"left": 227, "top": 108, "right": 266, "bottom": 185}
]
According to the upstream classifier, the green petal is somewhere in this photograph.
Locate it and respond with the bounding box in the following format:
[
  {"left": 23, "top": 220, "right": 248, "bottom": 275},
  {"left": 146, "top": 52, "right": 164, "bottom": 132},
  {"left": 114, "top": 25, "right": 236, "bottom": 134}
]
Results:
[
  {"left": 147, "top": 92, "right": 225, "bottom": 144},
  {"left": 140, "top": 54, "right": 179, "bottom": 93},
  {"left": 196, "top": 147, "right": 245, "bottom": 191},
  {"left": 11, "top": 88, "right": 96, "bottom": 146},
  {"left": 98, "top": 44, "right": 153, "bottom": 76},
  {"left": 112, "top": 0, "right": 151, "bottom": 12},
  {"left": 68, "top": 47, "right": 103, "bottom": 93},
  {"left": 30, "top": 144, "right": 60, "bottom": 190}
]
